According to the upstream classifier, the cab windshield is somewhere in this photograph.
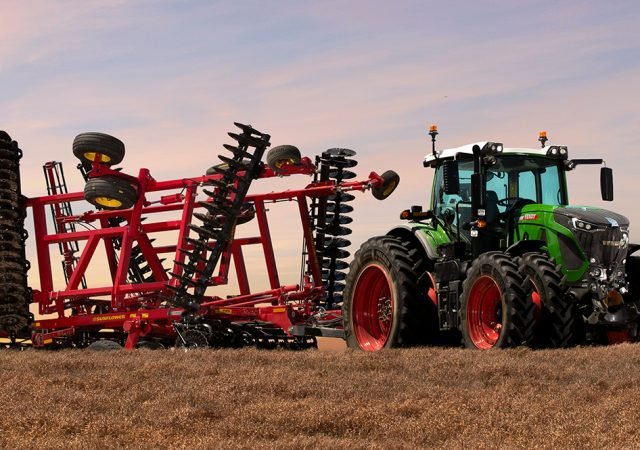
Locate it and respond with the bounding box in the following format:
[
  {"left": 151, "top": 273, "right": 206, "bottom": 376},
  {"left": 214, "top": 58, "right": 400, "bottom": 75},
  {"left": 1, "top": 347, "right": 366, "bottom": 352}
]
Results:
[{"left": 433, "top": 155, "right": 566, "bottom": 222}]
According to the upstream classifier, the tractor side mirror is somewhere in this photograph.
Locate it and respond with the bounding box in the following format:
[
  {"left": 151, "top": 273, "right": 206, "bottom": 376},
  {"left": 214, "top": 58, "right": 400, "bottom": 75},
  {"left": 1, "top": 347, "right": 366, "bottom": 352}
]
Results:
[
  {"left": 442, "top": 160, "right": 460, "bottom": 195},
  {"left": 600, "top": 167, "right": 614, "bottom": 201}
]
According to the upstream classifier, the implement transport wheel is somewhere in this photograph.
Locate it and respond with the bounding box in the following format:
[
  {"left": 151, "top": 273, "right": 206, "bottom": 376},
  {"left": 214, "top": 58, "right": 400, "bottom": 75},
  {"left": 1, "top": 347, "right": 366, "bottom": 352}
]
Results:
[
  {"left": 266, "top": 145, "right": 301, "bottom": 171},
  {"left": 519, "top": 252, "right": 577, "bottom": 348},
  {"left": 84, "top": 176, "right": 138, "bottom": 210},
  {"left": 343, "top": 236, "right": 423, "bottom": 351},
  {"left": 371, "top": 170, "right": 400, "bottom": 200},
  {"left": 73, "top": 132, "right": 125, "bottom": 166},
  {"left": 460, "top": 251, "right": 535, "bottom": 349}
]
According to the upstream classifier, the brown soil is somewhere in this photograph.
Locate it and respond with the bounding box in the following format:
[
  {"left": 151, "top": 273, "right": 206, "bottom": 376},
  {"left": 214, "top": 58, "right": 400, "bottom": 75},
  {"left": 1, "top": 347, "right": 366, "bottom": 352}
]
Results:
[{"left": 1, "top": 344, "right": 640, "bottom": 449}]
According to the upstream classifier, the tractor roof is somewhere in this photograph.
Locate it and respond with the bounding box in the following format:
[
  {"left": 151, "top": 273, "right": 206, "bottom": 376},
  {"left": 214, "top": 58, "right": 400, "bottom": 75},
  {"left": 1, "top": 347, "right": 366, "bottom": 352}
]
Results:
[{"left": 424, "top": 142, "right": 554, "bottom": 167}]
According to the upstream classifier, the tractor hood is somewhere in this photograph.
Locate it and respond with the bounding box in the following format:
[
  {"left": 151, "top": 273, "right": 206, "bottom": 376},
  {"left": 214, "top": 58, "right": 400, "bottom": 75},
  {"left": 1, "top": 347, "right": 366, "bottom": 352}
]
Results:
[
  {"left": 552, "top": 206, "right": 629, "bottom": 270},
  {"left": 553, "top": 206, "right": 629, "bottom": 229}
]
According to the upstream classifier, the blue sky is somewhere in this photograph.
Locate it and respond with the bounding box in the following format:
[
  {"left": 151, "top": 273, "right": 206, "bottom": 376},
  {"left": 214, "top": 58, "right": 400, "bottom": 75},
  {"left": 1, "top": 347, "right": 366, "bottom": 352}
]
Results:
[{"left": 1, "top": 0, "right": 639, "bottom": 291}]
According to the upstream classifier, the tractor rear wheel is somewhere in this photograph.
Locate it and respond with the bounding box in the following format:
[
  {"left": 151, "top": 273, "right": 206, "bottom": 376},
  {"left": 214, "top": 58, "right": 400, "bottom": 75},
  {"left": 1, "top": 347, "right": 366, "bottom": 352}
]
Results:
[
  {"left": 460, "top": 251, "right": 535, "bottom": 349},
  {"left": 519, "top": 252, "right": 577, "bottom": 348},
  {"left": 73, "top": 132, "right": 125, "bottom": 166},
  {"left": 84, "top": 176, "right": 138, "bottom": 210},
  {"left": 343, "top": 236, "right": 424, "bottom": 351}
]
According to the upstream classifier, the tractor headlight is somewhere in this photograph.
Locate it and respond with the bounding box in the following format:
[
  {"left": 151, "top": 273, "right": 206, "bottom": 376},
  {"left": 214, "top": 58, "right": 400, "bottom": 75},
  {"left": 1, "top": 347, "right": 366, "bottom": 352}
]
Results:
[
  {"left": 481, "top": 142, "right": 504, "bottom": 155},
  {"left": 571, "top": 218, "right": 604, "bottom": 232},
  {"left": 547, "top": 146, "right": 569, "bottom": 160}
]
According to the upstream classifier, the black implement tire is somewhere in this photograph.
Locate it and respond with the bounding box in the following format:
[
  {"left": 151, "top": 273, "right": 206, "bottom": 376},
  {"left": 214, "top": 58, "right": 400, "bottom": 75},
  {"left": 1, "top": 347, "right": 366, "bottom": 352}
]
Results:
[
  {"left": 266, "top": 145, "right": 301, "bottom": 171},
  {"left": 372, "top": 170, "right": 400, "bottom": 200},
  {"left": 519, "top": 252, "right": 578, "bottom": 348},
  {"left": 73, "top": 132, "right": 125, "bottom": 166},
  {"left": 84, "top": 176, "right": 138, "bottom": 210},
  {"left": 343, "top": 236, "right": 424, "bottom": 350},
  {"left": 87, "top": 340, "right": 122, "bottom": 351},
  {"left": 460, "top": 251, "right": 535, "bottom": 349}
]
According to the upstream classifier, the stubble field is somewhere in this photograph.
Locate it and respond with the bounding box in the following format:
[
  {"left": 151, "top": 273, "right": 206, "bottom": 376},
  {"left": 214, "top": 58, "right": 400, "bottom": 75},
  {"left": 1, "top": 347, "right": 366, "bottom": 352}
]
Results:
[{"left": 1, "top": 343, "right": 640, "bottom": 449}]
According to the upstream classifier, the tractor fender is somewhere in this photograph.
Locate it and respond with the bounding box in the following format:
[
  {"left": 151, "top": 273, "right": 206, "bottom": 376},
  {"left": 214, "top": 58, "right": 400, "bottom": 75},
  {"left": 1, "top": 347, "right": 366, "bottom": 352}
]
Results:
[
  {"left": 505, "top": 239, "right": 546, "bottom": 257},
  {"left": 386, "top": 225, "right": 439, "bottom": 261}
]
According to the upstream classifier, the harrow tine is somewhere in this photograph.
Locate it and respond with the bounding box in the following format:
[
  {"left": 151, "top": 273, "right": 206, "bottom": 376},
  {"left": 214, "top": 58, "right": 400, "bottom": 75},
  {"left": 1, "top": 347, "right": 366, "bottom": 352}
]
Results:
[
  {"left": 185, "top": 237, "right": 211, "bottom": 252},
  {"left": 233, "top": 122, "right": 269, "bottom": 138},
  {"left": 227, "top": 132, "right": 264, "bottom": 148},
  {"left": 189, "top": 224, "right": 220, "bottom": 241},
  {"left": 218, "top": 155, "right": 250, "bottom": 171},
  {"left": 223, "top": 144, "right": 254, "bottom": 159}
]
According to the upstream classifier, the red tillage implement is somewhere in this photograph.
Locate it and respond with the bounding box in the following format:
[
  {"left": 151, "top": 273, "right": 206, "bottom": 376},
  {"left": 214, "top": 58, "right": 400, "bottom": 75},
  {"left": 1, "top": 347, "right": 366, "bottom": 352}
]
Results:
[{"left": 0, "top": 123, "right": 398, "bottom": 350}]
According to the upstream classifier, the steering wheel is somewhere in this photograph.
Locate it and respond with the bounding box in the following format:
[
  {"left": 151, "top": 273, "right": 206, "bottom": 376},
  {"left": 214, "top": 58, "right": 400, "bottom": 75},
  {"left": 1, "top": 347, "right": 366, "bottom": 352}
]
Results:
[
  {"left": 496, "top": 197, "right": 536, "bottom": 217},
  {"left": 496, "top": 197, "right": 525, "bottom": 207}
]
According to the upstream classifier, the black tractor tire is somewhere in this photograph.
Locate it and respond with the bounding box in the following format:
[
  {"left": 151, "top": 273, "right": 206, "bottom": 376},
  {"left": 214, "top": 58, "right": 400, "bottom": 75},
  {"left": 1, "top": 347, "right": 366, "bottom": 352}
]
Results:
[
  {"left": 399, "top": 237, "right": 447, "bottom": 345},
  {"left": 84, "top": 176, "right": 138, "bottom": 210},
  {"left": 625, "top": 255, "right": 640, "bottom": 300},
  {"left": 73, "top": 132, "right": 125, "bottom": 166},
  {"left": 460, "top": 251, "right": 535, "bottom": 349},
  {"left": 372, "top": 170, "right": 400, "bottom": 200},
  {"left": 519, "top": 252, "right": 578, "bottom": 348},
  {"left": 266, "top": 145, "right": 301, "bottom": 171},
  {"left": 87, "top": 339, "right": 122, "bottom": 351},
  {"left": 343, "top": 236, "right": 425, "bottom": 351}
]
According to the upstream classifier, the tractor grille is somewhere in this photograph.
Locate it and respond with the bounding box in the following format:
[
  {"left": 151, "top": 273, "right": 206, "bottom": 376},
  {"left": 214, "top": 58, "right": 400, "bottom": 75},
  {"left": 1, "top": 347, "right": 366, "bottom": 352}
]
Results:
[{"left": 574, "top": 226, "right": 627, "bottom": 267}]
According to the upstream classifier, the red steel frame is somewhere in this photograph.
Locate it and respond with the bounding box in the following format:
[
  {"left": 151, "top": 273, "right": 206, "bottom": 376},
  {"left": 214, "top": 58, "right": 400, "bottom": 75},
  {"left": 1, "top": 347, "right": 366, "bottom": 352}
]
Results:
[{"left": 24, "top": 155, "right": 385, "bottom": 349}]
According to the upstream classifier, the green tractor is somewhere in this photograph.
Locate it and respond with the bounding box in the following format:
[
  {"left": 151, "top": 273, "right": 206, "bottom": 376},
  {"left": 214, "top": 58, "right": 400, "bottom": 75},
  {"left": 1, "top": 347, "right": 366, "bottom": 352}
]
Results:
[{"left": 343, "top": 128, "right": 639, "bottom": 350}]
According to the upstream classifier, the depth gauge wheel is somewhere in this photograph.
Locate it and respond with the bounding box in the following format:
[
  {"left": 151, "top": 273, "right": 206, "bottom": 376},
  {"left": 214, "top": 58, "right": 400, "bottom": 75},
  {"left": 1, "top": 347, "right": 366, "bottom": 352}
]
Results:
[
  {"left": 519, "top": 252, "right": 578, "bottom": 348},
  {"left": 266, "top": 145, "right": 301, "bottom": 171},
  {"left": 84, "top": 176, "right": 138, "bottom": 210},
  {"left": 460, "top": 252, "right": 535, "bottom": 349},
  {"left": 343, "top": 236, "right": 423, "bottom": 351},
  {"left": 73, "top": 132, "right": 125, "bottom": 166},
  {"left": 371, "top": 170, "right": 400, "bottom": 200}
]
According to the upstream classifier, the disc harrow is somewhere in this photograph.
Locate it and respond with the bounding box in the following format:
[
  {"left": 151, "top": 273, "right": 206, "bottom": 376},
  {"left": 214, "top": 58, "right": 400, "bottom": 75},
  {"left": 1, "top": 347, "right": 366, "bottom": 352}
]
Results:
[
  {"left": 313, "top": 148, "right": 357, "bottom": 310},
  {"left": 0, "top": 132, "right": 32, "bottom": 334},
  {"left": 1, "top": 123, "right": 398, "bottom": 350},
  {"left": 169, "top": 123, "right": 271, "bottom": 316}
]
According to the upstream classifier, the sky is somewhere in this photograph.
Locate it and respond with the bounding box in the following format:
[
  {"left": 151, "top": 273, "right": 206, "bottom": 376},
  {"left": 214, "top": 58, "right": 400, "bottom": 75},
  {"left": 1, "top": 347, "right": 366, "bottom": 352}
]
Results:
[{"left": 1, "top": 0, "right": 639, "bottom": 297}]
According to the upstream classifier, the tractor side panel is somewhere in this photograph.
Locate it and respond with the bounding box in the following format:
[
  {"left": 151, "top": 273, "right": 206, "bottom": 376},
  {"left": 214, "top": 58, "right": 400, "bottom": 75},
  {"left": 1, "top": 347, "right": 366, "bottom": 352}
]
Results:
[{"left": 513, "top": 204, "right": 588, "bottom": 283}]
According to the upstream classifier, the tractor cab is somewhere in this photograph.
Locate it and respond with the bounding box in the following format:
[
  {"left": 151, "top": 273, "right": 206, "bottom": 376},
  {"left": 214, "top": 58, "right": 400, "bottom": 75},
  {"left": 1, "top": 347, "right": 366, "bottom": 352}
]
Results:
[
  {"left": 429, "top": 149, "right": 569, "bottom": 249},
  {"left": 422, "top": 130, "right": 614, "bottom": 260}
]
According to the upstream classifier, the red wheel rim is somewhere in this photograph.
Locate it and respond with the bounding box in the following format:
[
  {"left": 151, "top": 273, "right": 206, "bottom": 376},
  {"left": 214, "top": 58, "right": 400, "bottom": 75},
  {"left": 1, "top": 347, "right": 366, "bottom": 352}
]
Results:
[
  {"left": 352, "top": 264, "right": 393, "bottom": 351},
  {"left": 530, "top": 281, "right": 542, "bottom": 322},
  {"left": 467, "top": 276, "right": 503, "bottom": 349}
]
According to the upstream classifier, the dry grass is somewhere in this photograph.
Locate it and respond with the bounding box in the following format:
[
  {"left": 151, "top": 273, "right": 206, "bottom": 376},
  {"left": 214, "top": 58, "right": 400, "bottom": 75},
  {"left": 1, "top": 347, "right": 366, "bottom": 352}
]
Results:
[{"left": 1, "top": 344, "right": 640, "bottom": 449}]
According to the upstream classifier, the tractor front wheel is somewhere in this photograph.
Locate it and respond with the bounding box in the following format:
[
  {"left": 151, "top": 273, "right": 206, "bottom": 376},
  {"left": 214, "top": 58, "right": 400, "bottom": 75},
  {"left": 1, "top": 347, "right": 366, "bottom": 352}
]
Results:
[
  {"left": 519, "top": 252, "right": 577, "bottom": 348},
  {"left": 460, "top": 252, "right": 535, "bottom": 349},
  {"left": 343, "top": 236, "right": 423, "bottom": 351}
]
